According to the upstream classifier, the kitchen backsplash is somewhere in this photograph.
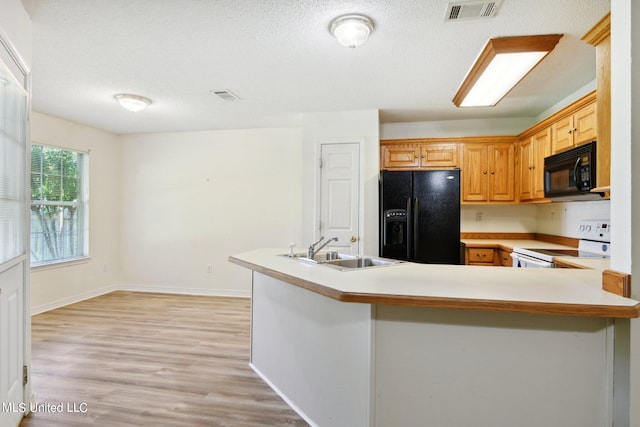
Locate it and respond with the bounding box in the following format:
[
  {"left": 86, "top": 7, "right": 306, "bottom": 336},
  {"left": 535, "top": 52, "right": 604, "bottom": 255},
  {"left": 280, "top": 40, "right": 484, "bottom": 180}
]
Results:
[
  {"left": 461, "top": 205, "right": 537, "bottom": 232},
  {"left": 461, "top": 200, "right": 610, "bottom": 238},
  {"left": 535, "top": 200, "right": 610, "bottom": 238}
]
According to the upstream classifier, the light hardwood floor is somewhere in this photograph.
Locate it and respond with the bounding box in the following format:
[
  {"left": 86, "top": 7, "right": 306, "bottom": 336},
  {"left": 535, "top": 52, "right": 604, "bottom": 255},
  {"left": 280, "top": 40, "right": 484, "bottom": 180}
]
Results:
[{"left": 21, "top": 291, "right": 308, "bottom": 426}]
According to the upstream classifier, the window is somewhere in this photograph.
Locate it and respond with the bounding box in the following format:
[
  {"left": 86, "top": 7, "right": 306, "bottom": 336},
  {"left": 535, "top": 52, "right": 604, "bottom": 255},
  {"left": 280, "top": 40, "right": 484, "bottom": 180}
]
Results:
[{"left": 30, "top": 144, "right": 89, "bottom": 266}]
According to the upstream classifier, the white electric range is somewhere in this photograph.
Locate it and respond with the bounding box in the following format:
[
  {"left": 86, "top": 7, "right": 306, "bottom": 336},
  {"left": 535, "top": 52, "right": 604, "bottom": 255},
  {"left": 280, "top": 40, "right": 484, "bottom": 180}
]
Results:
[{"left": 511, "top": 220, "right": 610, "bottom": 268}]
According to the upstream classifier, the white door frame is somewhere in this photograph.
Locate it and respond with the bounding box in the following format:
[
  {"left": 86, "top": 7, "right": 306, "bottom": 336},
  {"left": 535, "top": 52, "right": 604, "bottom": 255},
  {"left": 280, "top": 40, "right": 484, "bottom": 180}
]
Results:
[{"left": 314, "top": 137, "right": 365, "bottom": 254}]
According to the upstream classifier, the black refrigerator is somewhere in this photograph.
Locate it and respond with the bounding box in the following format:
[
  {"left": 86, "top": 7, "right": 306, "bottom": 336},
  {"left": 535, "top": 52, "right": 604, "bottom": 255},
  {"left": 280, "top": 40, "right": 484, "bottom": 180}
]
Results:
[{"left": 380, "top": 169, "right": 461, "bottom": 264}]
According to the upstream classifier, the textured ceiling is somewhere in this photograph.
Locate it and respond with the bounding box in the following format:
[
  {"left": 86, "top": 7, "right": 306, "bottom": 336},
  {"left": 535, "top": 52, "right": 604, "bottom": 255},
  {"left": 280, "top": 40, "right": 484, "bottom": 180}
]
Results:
[{"left": 22, "top": 0, "right": 610, "bottom": 135}]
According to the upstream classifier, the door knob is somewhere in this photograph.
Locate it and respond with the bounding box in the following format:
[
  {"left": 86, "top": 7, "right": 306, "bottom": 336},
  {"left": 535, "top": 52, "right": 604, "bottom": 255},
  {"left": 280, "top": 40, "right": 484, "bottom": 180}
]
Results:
[{"left": 351, "top": 236, "right": 357, "bottom": 243}]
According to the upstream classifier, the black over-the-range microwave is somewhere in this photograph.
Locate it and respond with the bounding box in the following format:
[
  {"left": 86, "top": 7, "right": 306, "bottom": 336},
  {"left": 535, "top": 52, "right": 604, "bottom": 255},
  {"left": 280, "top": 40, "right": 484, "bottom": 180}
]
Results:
[{"left": 543, "top": 141, "right": 603, "bottom": 201}]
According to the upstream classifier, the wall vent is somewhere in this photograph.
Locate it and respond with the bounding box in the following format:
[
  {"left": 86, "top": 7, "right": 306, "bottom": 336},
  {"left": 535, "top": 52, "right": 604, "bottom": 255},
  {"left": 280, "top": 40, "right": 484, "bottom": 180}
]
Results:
[
  {"left": 210, "top": 89, "right": 241, "bottom": 102},
  {"left": 445, "top": 0, "right": 502, "bottom": 21}
]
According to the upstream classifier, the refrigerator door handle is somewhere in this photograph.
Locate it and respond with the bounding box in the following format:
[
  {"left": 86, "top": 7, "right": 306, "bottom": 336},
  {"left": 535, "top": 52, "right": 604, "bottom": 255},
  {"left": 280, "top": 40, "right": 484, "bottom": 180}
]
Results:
[
  {"left": 406, "top": 197, "right": 412, "bottom": 259},
  {"left": 413, "top": 197, "right": 419, "bottom": 260}
]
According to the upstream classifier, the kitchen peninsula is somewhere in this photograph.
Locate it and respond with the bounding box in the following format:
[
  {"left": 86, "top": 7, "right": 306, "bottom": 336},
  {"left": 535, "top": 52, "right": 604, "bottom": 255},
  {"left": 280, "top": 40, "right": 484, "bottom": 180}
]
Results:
[{"left": 229, "top": 249, "right": 639, "bottom": 427}]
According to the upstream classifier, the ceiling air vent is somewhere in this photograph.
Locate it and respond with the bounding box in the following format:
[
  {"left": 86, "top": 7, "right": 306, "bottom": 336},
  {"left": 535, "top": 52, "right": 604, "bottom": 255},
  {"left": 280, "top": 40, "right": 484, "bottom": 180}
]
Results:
[
  {"left": 445, "top": 0, "right": 502, "bottom": 21},
  {"left": 210, "top": 89, "right": 241, "bottom": 102}
]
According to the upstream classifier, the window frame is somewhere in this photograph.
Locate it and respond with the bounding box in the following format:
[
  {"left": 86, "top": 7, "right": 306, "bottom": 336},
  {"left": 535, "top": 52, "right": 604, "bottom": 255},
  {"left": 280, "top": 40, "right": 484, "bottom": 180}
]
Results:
[{"left": 29, "top": 142, "right": 90, "bottom": 268}]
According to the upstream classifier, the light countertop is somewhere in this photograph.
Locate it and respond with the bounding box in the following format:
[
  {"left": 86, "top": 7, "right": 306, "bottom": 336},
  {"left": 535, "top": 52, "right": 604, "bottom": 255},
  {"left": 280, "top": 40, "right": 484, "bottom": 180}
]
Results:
[
  {"left": 229, "top": 248, "right": 639, "bottom": 318},
  {"left": 461, "top": 238, "right": 610, "bottom": 271}
]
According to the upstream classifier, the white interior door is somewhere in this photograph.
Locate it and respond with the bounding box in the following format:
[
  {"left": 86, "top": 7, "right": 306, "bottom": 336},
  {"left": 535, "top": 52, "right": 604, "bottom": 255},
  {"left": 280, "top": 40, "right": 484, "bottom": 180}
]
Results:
[
  {"left": 0, "top": 263, "right": 25, "bottom": 427},
  {"left": 0, "top": 45, "right": 29, "bottom": 427},
  {"left": 319, "top": 143, "right": 360, "bottom": 254}
]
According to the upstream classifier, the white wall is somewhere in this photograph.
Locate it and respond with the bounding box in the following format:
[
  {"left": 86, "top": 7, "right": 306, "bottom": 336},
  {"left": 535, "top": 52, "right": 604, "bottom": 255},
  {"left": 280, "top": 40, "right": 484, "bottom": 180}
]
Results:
[
  {"left": 301, "top": 110, "right": 379, "bottom": 256},
  {"left": 118, "top": 128, "right": 302, "bottom": 296},
  {"left": 535, "top": 80, "right": 596, "bottom": 122},
  {"left": 380, "top": 117, "right": 534, "bottom": 140},
  {"left": 29, "top": 112, "right": 121, "bottom": 313}
]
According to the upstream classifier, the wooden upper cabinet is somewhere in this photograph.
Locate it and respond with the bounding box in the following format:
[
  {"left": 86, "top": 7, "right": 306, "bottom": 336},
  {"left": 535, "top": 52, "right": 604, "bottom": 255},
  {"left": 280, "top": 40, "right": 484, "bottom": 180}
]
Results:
[
  {"left": 462, "top": 142, "right": 515, "bottom": 203},
  {"left": 531, "top": 129, "right": 550, "bottom": 199},
  {"left": 380, "top": 141, "right": 458, "bottom": 169},
  {"left": 488, "top": 143, "right": 515, "bottom": 201},
  {"left": 573, "top": 102, "right": 598, "bottom": 144},
  {"left": 551, "top": 102, "right": 597, "bottom": 154},
  {"left": 517, "top": 138, "right": 534, "bottom": 201},
  {"left": 461, "top": 144, "right": 488, "bottom": 202},
  {"left": 420, "top": 144, "right": 458, "bottom": 168},
  {"left": 518, "top": 128, "right": 550, "bottom": 201},
  {"left": 381, "top": 145, "right": 420, "bottom": 169}
]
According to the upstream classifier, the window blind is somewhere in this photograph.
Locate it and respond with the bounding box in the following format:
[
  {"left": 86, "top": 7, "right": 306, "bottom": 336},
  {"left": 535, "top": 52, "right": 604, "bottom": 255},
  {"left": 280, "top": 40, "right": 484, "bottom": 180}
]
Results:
[{"left": 0, "top": 59, "right": 27, "bottom": 264}]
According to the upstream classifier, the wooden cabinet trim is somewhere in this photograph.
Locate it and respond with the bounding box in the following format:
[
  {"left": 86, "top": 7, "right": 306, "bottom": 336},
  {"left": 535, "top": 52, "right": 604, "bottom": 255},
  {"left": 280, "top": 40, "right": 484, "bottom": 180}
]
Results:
[
  {"left": 382, "top": 136, "right": 516, "bottom": 146},
  {"left": 460, "top": 232, "right": 537, "bottom": 240},
  {"left": 582, "top": 13, "right": 610, "bottom": 46},
  {"left": 602, "top": 269, "right": 631, "bottom": 298}
]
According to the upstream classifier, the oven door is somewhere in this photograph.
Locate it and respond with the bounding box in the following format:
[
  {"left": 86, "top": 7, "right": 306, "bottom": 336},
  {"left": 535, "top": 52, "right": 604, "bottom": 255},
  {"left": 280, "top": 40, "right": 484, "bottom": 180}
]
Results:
[{"left": 511, "top": 253, "right": 554, "bottom": 268}]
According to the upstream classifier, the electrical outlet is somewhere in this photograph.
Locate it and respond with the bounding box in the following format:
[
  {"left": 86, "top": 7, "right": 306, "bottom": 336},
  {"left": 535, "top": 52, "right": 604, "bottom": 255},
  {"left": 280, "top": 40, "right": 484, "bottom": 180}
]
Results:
[
  {"left": 475, "top": 212, "right": 483, "bottom": 222},
  {"left": 207, "top": 264, "right": 213, "bottom": 273}
]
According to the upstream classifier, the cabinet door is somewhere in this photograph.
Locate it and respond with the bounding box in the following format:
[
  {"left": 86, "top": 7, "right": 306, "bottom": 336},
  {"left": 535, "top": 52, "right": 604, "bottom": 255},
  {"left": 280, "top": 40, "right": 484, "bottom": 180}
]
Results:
[
  {"left": 462, "top": 144, "right": 488, "bottom": 202},
  {"left": 573, "top": 102, "right": 597, "bottom": 145},
  {"left": 488, "top": 143, "right": 515, "bottom": 202},
  {"left": 531, "top": 129, "right": 550, "bottom": 199},
  {"left": 499, "top": 249, "right": 513, "bottom": 266},
  {"left": 420, "top": 144, "right": 458, "bottom": 168},
  {"left": 518, "top": 138, "right": 534, "bottom": 201},
  {"left": 382, "top": 145, "right": 420, "bottom": 169},
  {"left": 551, "top": 116, "right": 574, "bottom": 153}
]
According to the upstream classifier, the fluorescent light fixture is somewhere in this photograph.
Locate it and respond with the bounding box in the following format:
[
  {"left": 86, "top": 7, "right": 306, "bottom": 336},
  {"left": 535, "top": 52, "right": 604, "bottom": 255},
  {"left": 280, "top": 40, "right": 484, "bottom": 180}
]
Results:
[
  {"left": 114, "top": 93, "right": 152, "bottom": 112},
  {"left": 453, "top": 34, "right": 562, "bottom": 107},
  {"left": 329, "top": 14, "right": 374, "bottom": 48}
]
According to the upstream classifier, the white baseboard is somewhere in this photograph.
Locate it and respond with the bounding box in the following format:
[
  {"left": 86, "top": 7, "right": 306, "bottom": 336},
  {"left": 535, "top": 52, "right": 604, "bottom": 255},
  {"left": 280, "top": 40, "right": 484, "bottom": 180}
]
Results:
[
  {"left": 249, "top": 362, "right": 317, "bottom": 427},
  {"left": 117, "top": 283, "right": 251, "bottom": 298},
  {"left": 31, "top": 284, "right": 250, "bottom": 315},
  {"left": 30, "top": 285, "right": 117, "bottom": 315}
]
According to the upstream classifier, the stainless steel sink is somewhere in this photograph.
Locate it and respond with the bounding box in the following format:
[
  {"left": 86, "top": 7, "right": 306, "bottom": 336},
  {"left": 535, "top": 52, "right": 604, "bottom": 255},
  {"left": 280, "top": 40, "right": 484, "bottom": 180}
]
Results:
[
  {"left": 279, "top": 251, "right": 402, "bottom": 270},
  {"left": 278, "top": 251, "right": 357, "bottom": 263},
  {"left": 321, "top": 256, "right": 402, "bottom": 271}
]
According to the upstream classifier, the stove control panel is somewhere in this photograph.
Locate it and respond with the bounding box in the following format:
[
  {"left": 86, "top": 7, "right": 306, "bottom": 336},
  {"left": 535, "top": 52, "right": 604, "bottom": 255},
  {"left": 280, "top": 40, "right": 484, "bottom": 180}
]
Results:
[{"left": 578, "top": 220, "right": 610, "bottom": 243}]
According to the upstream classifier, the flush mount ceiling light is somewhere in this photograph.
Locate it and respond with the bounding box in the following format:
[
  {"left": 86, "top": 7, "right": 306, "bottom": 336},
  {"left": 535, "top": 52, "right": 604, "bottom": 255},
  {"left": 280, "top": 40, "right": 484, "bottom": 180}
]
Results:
[
  {"left": 114, "top": 93, "right": 152, "bottom": 112},
  {"left": 453, "top": 34, "right": 563, "bottom": 107},
  {"left": 329, "top": 14, "right": 374, "bottom": 48}
]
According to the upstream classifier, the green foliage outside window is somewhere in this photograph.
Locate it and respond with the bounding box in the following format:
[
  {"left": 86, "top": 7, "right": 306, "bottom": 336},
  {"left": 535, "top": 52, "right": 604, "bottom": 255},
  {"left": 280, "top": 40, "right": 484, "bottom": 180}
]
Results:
[{"left": 30, "top": 144, "right": 87, "bottom": 264}]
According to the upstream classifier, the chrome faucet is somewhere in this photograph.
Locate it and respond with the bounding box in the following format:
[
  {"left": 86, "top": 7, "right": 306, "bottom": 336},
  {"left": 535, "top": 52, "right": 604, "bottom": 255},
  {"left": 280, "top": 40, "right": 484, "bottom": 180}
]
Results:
[{"left": 307, "top": 236, "right": 338, "bottom": 259}]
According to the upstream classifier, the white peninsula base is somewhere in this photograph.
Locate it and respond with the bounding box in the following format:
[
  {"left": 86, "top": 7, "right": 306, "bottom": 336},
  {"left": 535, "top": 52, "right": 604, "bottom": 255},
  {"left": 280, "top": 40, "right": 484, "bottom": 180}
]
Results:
[{"left": 250, "top": 272, "right": 624, "bottom": 427}]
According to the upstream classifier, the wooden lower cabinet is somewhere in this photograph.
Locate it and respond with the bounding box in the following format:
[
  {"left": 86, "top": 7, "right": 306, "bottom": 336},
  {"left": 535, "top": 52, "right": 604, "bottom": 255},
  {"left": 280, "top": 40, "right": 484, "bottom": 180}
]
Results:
[
  {"left": 465, "top": 247, "right": 512, "bottom": 267},
  {"left": 498, "top": 249, "right": 513, "bottom": 267},
  {"left": 466, "top": 247, "right": 497, "bottom": 266}
]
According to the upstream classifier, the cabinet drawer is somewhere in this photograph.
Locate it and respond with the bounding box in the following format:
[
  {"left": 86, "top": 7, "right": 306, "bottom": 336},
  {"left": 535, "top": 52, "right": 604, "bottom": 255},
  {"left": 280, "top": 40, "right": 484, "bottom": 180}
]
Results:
[{"left": 467, "top": 248, "right": 495, "bottom": 264}]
